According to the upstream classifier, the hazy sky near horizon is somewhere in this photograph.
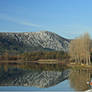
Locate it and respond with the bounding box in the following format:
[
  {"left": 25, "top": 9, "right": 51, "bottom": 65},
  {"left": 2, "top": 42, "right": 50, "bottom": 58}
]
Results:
[{"left": 0, "top": 0, "right": 92, "bottom": 38}]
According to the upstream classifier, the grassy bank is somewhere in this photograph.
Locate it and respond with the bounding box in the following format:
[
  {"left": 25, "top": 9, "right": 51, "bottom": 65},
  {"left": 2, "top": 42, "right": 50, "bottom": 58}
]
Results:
[
  {"left": 0, "top": 59, "right": 67, "bottom": 65},
  {"left": 67, "top": 63, "right": 92, "bottom": 70},
  {"left": 0, "top": 59, "right": 92, "bottom": 70}
]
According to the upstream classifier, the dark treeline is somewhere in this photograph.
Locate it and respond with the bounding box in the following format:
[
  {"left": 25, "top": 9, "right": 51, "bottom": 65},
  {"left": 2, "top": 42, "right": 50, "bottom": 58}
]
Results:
[
  {"left": 22, "top": 51, "right": 69, "bottom": 61},
  {"left": 0, "top": 51, "right": 21, "bottom": 60},
  {"left": 0, "top": 51, "right": 69, "bottom": 61}
]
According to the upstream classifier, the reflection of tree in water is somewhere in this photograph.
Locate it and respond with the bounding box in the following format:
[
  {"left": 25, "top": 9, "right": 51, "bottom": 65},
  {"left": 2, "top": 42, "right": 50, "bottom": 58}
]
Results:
[{"left": 69, "top": 69, "right": 91, "bottom": 91}]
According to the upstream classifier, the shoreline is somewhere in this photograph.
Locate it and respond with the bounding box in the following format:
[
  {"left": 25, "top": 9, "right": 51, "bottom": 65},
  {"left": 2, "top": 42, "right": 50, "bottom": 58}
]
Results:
[
  {"left": 0, "top": 59, "right": 65, "bottom": 64},
  {"left": 0, "top": 60, "right": 92, "bottom": 69}
]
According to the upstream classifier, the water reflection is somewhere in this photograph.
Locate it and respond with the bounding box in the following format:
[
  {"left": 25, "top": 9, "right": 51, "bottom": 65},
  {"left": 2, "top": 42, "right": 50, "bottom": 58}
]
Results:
[
  {"left": 0, "top": 64, "right": 70, "bottom": 88},
  {"left": 69, "top": 69, "right": 92, "bottom": 91},
  {"left": 0, "top": 64, "right": 92, "bottom": 91}
]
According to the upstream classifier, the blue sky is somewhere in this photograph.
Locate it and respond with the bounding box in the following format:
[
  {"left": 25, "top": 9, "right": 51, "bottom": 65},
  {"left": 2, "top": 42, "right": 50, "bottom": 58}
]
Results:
[{"left": 0, "top": 0, "right": 92, "bottom": 38}]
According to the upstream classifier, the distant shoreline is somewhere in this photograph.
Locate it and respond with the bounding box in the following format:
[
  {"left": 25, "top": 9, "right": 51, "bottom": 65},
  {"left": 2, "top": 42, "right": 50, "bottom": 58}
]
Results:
[
  {"left": 0, "top": 59, "right": 92, "bottom": 70},
  {"left": 0, "top": 59, "right": 66, "bottom": 65}
]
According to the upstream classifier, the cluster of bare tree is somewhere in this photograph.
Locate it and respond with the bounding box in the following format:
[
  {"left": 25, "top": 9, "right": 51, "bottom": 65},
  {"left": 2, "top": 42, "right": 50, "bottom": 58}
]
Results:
[{"left": 69, "top": 33, "right": 91, "bottom": 65}]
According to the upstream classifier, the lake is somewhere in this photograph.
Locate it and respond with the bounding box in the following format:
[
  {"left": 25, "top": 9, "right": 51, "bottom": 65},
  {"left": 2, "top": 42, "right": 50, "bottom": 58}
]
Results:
[{"left": 0, "top": 63, "right": 92, "bottom": 91}]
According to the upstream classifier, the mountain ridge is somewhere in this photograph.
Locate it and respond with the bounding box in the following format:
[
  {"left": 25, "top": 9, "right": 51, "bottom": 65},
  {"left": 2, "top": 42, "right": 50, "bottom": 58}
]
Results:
[{"left": 0, "top": 31, "right": 70, "bottom": 54}]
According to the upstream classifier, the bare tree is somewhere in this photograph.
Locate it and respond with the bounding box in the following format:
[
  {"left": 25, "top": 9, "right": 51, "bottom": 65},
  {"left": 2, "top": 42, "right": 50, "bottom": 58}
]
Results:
[{"left": 69, "top": 33, "right": 91, "bottom": 65}]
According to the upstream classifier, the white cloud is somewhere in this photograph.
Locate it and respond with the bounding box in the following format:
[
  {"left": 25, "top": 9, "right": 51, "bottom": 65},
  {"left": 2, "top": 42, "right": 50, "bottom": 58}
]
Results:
[
  {"left": 20, "top": 22, "right": 42, "bottom": 27},
  {"left": 0, "top": 14, "right": 42, "bottom": 27}
]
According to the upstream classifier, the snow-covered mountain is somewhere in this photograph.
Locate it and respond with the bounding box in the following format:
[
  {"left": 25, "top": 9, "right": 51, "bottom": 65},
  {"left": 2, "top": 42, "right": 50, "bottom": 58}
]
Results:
[{"left": 0, "top": 31, "right": 70, "bottom": 53}]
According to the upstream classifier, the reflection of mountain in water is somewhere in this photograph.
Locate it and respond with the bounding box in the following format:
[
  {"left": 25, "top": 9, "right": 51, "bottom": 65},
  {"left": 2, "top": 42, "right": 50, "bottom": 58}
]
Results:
[{"left": 0, "top": 66, "right": 70, "bottom": 88}]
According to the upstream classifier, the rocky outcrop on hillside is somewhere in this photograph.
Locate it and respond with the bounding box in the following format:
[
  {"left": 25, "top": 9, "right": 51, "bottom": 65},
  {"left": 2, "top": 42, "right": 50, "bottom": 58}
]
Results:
[{"left": 0, "top": 31, "right": 70, "bottom": 53}]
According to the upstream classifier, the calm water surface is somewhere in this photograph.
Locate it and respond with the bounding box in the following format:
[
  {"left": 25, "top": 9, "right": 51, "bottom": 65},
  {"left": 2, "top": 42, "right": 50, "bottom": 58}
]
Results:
[{"left": 0, "top": 63, "right": 92, "bottom": 91}]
